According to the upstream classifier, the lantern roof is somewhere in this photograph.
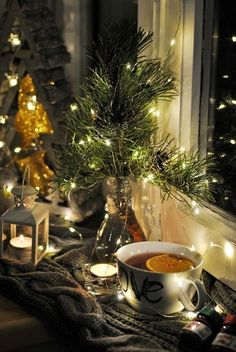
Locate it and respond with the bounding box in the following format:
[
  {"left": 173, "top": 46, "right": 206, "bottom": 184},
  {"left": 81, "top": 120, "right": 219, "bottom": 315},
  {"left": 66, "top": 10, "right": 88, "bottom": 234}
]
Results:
[
  {"left": 1, "top": 203, "right": 48, "bottom": 226},
  {"left": 11, "top": 185, "right": 38, "bottom": 197}
]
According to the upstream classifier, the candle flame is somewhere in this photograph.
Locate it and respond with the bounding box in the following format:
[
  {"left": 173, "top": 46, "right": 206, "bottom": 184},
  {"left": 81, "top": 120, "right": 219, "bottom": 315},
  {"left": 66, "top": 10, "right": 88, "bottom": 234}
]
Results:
[{"left": 19, "top": 234, "right": 24, "bottom": 243}]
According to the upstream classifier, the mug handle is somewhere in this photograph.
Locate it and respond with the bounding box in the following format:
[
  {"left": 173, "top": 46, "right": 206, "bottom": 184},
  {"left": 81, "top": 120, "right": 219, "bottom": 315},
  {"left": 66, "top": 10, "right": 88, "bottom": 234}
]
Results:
[{"left": 177, "top": 278, "right": 207, "bottom": 311}]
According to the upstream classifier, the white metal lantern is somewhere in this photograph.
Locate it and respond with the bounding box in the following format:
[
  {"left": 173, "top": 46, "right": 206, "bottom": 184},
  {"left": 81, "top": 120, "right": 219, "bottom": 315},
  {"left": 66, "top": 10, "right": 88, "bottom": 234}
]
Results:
[{"left": 0, "top": 167, "right": 49, "bottom": 264}]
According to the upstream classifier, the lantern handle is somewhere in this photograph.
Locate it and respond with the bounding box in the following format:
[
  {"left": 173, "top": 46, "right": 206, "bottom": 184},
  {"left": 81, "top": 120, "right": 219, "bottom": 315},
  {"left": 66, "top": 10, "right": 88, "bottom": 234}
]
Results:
[{"left": 20, "top": 165, "right": 30, "bottom": 201}]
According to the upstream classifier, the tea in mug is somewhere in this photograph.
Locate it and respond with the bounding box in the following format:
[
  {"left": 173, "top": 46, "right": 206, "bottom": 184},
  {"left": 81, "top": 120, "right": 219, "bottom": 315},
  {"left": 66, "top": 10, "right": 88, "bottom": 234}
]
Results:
[{"left": 126, "top": 252, "right": 195, "bottom": 273}]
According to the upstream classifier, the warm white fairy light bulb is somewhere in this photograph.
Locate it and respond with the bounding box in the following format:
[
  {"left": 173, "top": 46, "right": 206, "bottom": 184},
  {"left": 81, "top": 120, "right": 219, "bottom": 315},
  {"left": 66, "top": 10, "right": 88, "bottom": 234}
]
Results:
[
  {"left": 87, "top": 136, "right": 92, "bottom": 143},
  {"left": 209, "top": 241, "right": 234, "bottom": 260},
  {"left": 0, "top": 115, "right": 7, "bottom": 124},
  {"left": 0, "top": 141, "right": 5, "bottom": 148},
  {"left": 105, "top": 139, "right": 111, "bottom": 146},
  {"left": 191, "top": 200, "right": 197, "bottom": 207},
  {"left": 126, "top": 63, "right": 131, "bottom": 70},
  {"left": 27, "top": 97, "right": 37, "bottom": 111},
  {"left": 70, "top": 103, "right": 78, "bottom": 111},
  {"left": 69, "top": 227, "right": 76, "bottom": 233},
  {"left": 215, "top": 304, "right": 224, "bottom": 314},
  {"left": 217, "top": 103, "right": 226, "bottom": 110},
  {"left": 148, "top": 107, "right": 160, "bottom": 117},
  {"left": 8, "top": 33, "right": 21, "bottom": 48},
  {"left": 224, "top": 242, "right": 234, "bottom": 258},
  {"left": 89, "top": 162, "right": 96, "bottom": 169},
  {"left": 79, "top": 139, "right": 85, "bottom": 145},
  {"left": 5, "top": 73, "right": 19, "bottom": 87},
  {"left": 14, "top": 147, "right": 21, "bottom": 153},
  {"left": 170, "top": 38, "right": 176, "bottom": 46},
  {"left": 231, "top": 99, "right": 236, "bottom": 105},
  {"left": 144, "top": 174, "right": 154, "bottom": 183},
  {"left": 153, "top": 110, "right": 160, "bottom": 117},
  {"left": 148, "top": 107, "right": 155, "bottom": 114},
  {"left": 117, "top": 293, "right": 124, "bottom": 300},
  {"left": 222, "top": 75, "right": 229, "bottom": 79},
  {"left": 191, "top": 198, "right": 200, "bottom": 216},
  {"left": 133, "top": 150, "right": 139, "bottom": 159},
  {"left": 232, "top": 36, "right": 236, "bottom": 42},
  {"left": 230, "top": 139, "right": 236, "bottom": 144},
  {"left": 71, "top": 182, "right": 76, "bottom": 189}
]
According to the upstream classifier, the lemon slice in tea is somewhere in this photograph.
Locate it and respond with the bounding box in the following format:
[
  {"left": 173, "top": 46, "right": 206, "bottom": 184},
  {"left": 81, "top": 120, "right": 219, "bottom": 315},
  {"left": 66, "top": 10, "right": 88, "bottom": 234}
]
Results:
[{"left": 146, "top": 254, "right": 194, "bottom": 273}]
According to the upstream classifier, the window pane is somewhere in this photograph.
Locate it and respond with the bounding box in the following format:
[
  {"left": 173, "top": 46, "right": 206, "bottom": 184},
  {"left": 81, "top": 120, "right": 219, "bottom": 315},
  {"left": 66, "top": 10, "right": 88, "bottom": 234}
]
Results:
[{"left": 206, "top": 0, "right": 236, "bottom": 216}]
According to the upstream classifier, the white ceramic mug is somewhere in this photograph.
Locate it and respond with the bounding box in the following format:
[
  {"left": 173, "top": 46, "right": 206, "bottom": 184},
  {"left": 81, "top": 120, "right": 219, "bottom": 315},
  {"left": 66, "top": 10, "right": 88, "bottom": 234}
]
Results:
[{"left": 116, "top": 241, "right": 207, "bottom": 315}]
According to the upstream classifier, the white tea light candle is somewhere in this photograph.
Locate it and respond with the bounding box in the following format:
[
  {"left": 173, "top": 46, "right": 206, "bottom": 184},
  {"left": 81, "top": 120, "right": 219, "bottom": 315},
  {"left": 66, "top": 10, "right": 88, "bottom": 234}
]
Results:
[
  {"left": 9, "top": 235, "right": 32, "bottom": 261},
  {"left": 10, "top": 235, "right": 32, "bottom": 249},
  {"left": 90, "top": 263, "right": 117, "bottom": 277}
]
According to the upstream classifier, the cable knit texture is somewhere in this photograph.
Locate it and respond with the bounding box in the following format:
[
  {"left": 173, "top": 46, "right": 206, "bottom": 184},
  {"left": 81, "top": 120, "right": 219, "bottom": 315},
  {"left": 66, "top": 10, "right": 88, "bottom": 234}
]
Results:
[{"left": 0, "top": 223, "right": 234, "bottom": 352}]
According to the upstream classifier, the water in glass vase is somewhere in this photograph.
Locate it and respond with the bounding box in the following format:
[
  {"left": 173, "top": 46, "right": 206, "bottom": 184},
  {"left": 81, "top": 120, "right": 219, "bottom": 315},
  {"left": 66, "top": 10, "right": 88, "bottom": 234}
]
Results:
[{"left": 95, "top": 177, "right": 146, "bottom": 263}]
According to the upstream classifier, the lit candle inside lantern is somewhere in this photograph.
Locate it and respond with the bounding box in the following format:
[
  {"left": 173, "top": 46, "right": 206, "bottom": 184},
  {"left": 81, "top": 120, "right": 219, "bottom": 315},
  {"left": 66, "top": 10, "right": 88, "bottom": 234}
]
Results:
[
  {"left": 90, "top": 263, "right": 117, "bottom": 277},
  {"left": 9, "top": 235, "right": 32, "bottom": 261},
  {"left": 10, "top": 234, "right": 32, "bottom": 248}
]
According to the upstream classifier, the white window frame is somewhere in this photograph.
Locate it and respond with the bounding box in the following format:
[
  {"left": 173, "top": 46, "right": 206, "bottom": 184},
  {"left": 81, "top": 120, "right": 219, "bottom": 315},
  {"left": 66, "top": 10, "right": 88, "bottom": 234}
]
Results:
[{"left": 137, "top": 0, "right": 236, "bottom": 291}]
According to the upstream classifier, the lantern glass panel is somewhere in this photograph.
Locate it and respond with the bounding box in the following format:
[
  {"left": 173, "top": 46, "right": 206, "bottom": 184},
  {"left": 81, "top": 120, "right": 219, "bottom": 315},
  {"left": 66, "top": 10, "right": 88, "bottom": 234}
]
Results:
[
  {"left": 1, "top": 222, "right": 9, "bottom": 250},
  {"left": 37, "top": 219, "right": 47, "bottom": 259}
]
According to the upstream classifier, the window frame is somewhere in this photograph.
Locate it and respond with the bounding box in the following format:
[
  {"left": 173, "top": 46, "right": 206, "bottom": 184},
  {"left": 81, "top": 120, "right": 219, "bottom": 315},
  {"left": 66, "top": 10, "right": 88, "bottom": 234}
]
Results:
[{"left": 137, "top": 0, "right": 236, "bottom": 291}]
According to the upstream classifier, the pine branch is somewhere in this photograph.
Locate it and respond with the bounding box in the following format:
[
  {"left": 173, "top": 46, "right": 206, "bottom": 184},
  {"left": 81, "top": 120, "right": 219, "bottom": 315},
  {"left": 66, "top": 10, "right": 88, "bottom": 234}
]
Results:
[{"left": 52, "top": 20, "right": 215, "bottom": 204}]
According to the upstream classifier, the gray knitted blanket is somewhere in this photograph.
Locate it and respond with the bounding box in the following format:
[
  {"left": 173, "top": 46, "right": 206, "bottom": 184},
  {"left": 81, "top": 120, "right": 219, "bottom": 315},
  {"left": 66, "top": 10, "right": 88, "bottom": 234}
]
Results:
[{"left": 0, "top": 223, "right": 235, "bottom": 352}]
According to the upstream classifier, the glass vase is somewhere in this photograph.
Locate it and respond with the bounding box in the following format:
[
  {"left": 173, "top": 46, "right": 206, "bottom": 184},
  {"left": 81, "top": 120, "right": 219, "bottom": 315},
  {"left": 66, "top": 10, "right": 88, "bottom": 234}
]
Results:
[
  {"left": 82, "top": 177, "right": 146, "bottom": 296},
  {"left": 95, "top": 176, "right": 146, "bottom": 263}
]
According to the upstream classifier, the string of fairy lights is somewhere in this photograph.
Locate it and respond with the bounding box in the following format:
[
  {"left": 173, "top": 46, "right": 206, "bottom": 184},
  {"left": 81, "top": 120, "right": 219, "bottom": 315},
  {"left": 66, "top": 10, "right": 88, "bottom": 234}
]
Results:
[
  {"left": 0, "top": 7, "right": 235, "bottom": 313},
  {"left": 207, "top": 31, "right": 236, "bottom": 210}
]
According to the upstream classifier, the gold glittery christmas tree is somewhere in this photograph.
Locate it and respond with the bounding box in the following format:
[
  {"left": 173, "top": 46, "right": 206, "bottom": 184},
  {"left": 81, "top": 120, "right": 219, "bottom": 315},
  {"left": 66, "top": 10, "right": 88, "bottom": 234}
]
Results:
[{"left": 15, "top": 74, "right": 54, "bottom": 197}]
